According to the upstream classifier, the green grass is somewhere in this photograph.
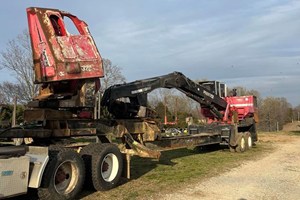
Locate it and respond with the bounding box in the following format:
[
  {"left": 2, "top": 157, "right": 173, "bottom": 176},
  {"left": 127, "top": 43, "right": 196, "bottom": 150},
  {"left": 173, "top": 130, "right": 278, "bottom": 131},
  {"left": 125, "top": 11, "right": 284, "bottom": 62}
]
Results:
[
  {"left": 82, "top": 142, "right": 274, "bottom": 200},
  {"left": 134, "top": 144, "right": 271, "bottom": 184},
  {"left": 288, "top": 131, "right": 300, "bottom": 136}
]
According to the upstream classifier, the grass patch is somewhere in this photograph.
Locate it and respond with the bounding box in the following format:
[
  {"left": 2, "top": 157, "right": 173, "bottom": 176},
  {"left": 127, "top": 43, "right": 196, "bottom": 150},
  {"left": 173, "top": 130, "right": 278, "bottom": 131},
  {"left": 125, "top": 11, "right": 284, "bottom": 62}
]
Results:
[
  {"left": 123, "top": 191, "right": 139, "bottom": 200},
  {"left": 288, "top": 131, "right": 300, "bottom": 136},
  {"left": 82, "top": 141, "right": 274, "bottom": 200},
  {"left": 137, "top": 143, "right": 271, "bottom": 184}
]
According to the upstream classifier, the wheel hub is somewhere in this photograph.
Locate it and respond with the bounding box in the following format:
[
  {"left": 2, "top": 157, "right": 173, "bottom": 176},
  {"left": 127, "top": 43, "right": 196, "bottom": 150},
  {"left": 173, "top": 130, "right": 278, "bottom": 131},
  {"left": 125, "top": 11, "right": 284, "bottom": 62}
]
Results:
[
  {"left": 55, "top": 168, "right": 69, "bottom": 184},
  {"left": 54, "top": 161, "right": 79, "bottom": 195},
  {"left": 102, "top": 161, "right": 109, "bottom": 172},
  {"left": 100, "top": 153, "right": 119, "bottom": 182}
]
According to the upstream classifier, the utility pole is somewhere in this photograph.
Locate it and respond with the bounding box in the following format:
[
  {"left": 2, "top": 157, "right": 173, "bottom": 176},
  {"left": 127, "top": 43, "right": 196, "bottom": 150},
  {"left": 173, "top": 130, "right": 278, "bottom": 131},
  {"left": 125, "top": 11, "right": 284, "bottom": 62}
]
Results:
[
  {"left": 12, "top": 96, "right": 17, "bottom": 127},
  {"left": 94, "top": 91, "right": 100, "bottom": 143},
  {"left": 268, "top": 112, "right": 271, "bottom": 132},
  {"left": 98, "top": 91, "right": 101, "bottom": 119},
  {"left": 164, "top": 96, "right": 167, "bottom": 125},
  {"left": 174, "top": 97, "right": 178, "bottom": 124}
]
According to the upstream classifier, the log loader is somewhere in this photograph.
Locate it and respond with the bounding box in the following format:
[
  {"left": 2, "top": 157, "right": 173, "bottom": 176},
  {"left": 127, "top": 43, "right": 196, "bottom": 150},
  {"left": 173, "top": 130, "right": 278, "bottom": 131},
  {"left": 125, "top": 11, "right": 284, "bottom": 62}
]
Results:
[{"left": 0, "top": 7, "right": 258, "bottom": 199}]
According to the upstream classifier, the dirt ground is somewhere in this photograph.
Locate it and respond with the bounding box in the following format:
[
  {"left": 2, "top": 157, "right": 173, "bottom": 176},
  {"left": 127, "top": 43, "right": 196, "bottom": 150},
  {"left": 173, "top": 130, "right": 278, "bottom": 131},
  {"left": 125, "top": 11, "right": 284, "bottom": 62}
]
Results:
[
  {"left": 283, "top": 121, "right": 300, "bottom": 132},
  {"left": 157, "top": 133, "right": 300, "bottom": 200},
  {"left": 14, "top": 132, "right": 300, "bottom": 200}
]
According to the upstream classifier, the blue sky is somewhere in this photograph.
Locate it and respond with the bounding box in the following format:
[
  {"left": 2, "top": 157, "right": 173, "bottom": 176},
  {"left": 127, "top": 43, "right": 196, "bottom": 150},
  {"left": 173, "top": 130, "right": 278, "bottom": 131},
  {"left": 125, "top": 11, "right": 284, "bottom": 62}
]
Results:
[{"left": 0, "top": 0, "right": 300, "bottom": 106}]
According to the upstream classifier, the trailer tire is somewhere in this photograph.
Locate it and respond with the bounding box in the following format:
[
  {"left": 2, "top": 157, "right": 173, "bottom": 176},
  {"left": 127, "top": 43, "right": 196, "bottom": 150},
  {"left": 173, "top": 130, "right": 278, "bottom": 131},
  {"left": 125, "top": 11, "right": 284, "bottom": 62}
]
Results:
[
  {"left": 245, "top": 132, "right": 253, "bottom": 149},
  {"left": 81, "top": 143, "right": 123, "bottom": 191},
  {"left": 38, "top": 146, "right": 85, "bottom": 200},
  {"left": 236, "top": 134, "right": 246, "bottom": 153}
]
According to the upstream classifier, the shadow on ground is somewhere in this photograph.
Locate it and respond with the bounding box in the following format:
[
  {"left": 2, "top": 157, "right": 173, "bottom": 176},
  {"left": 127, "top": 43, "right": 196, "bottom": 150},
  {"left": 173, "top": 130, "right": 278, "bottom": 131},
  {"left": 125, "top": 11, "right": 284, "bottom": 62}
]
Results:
[{"left": 11, "top": 144, "right": 224, "bottom": 200}]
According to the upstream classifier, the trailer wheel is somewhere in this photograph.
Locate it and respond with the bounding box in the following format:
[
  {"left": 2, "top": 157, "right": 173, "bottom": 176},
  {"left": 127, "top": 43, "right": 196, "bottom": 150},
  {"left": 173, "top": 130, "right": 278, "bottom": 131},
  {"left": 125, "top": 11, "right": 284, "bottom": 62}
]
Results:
[
  {"left": 81, "top": 143, "right": 123, "bottom": 191},
  {"left": 245, "top": 132, "right": 253, "bottom": 149},
  {"left": 38, "top": 146, "right": 85, "bottom": 200},
  {"left": 236, "top": 134, "right": 246, "bottom": 153}
]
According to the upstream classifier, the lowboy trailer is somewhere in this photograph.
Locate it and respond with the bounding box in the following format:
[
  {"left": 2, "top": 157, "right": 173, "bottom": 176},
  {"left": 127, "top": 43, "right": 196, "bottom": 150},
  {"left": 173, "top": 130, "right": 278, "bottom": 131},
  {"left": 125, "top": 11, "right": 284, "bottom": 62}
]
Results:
[{"left": 0, "top": 7, "right": 258, "bottom": 199}]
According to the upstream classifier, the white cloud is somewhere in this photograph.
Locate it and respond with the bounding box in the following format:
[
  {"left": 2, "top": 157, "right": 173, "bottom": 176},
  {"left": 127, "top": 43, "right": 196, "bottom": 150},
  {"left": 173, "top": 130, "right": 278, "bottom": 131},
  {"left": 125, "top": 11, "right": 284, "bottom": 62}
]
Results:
[{"left": 0, "top": 0, "right": 299, "bottom": 106}]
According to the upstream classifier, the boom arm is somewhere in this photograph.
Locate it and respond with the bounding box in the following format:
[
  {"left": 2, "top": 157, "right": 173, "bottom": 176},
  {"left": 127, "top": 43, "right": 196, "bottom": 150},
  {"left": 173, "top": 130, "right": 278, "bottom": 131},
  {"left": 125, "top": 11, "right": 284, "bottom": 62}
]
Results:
[{"left": 101, "top": 71, "right": 227, "bottom": 119}]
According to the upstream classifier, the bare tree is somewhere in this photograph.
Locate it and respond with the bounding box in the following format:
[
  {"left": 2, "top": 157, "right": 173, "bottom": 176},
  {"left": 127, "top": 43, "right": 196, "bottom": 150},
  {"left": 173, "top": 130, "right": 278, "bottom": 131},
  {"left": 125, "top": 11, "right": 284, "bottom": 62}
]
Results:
[
  {"left": 0, "top": 30, "right": 38, "bottom": 103},
  {"left": 0, "top": 82, "right": 29, "bottom": 104},
  {"left": 293, "top": 104, "right": 300, "bottom": 121},
  {"left": 100, "top": 58, "right": 126, "bottom": 92},
  {"left": 259, "top": 97, "right": 292, "bottom": 131},
  {"left": 148, "top": 88, "right": 201, "bottom": 126}
]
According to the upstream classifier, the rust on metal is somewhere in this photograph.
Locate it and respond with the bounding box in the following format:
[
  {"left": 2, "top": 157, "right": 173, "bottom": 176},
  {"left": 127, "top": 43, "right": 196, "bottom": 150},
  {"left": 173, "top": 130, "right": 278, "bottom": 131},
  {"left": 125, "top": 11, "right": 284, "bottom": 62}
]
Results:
[
  {"left": 121, "top": 133, "right": 161, "bottom": 159},
  {"left": 95, "top": 119, "right": 161, "bottom": 142},
  {"left": 24, "top": 109, "right": 73, "bottom": 122},
  {"left": 146, "top": 133, "right": 222, "bottom": 151},
  {"left": 27, "top": 7, "right": 104, "bottom": 83}
]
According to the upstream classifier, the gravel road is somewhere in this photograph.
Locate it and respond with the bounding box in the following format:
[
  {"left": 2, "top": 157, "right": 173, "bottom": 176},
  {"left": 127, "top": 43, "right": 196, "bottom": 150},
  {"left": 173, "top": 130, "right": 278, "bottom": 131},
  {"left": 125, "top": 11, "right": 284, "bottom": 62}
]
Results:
[{"left": 160, "top": 135, "right": 300, "bottom": 200}]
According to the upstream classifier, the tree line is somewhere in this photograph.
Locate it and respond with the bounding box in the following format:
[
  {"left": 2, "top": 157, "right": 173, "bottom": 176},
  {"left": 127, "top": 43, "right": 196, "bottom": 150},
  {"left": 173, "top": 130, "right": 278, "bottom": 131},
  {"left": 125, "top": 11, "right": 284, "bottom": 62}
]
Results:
[
  {"left": 0, "top": 31, "right": 126, "bottom": 126},
  {"left": 222, "top": 87, "right": 297, "bottom": 132},
  {"left": 0, "top": 31, "right": 299, "bottom": 132}
]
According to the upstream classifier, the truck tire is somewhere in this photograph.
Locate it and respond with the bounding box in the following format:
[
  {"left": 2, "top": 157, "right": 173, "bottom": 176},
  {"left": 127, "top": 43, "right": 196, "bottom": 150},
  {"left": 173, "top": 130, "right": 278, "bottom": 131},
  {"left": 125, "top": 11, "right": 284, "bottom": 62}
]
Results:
[
  {"left": 38, "top": 146, "right": 85, "bottom": 200},
  {"left": 236, "top": 134, "right": 246, "bottom": 153},
  {"left": 80, "top": 143, "right": 123, "bottom": 191},
  {"left": 80, "top": 143, "right": 100, "bottom": 189},
  {"left": 245, "top": 132, "right": 253, "bottom": 149}
]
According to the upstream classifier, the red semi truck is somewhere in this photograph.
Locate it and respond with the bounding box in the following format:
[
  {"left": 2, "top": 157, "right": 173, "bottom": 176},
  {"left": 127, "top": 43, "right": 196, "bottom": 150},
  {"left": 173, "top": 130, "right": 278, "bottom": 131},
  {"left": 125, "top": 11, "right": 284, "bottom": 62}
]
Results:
[{"left": 0, "top": 7, "right": 258, "bottom": 199}]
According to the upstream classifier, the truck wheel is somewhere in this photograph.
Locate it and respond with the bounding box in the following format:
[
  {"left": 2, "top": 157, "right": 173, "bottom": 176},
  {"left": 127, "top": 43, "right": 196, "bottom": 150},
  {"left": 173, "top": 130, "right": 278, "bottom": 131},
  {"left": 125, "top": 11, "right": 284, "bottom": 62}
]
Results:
[
  {"left": 236, "top": 134, "right": 246, "bottom": 153},
  {"left": 80, "top": 143, "right": 100, "bottom": 189},
  {"left": 81, "top": 143, "right": 123, "bottom": 191},
  {"left": 38, "top": 146, "right": 85, "bottom": 200},
  {"left": 245, "top": 132, "right": 253, "bottom": 149}
]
